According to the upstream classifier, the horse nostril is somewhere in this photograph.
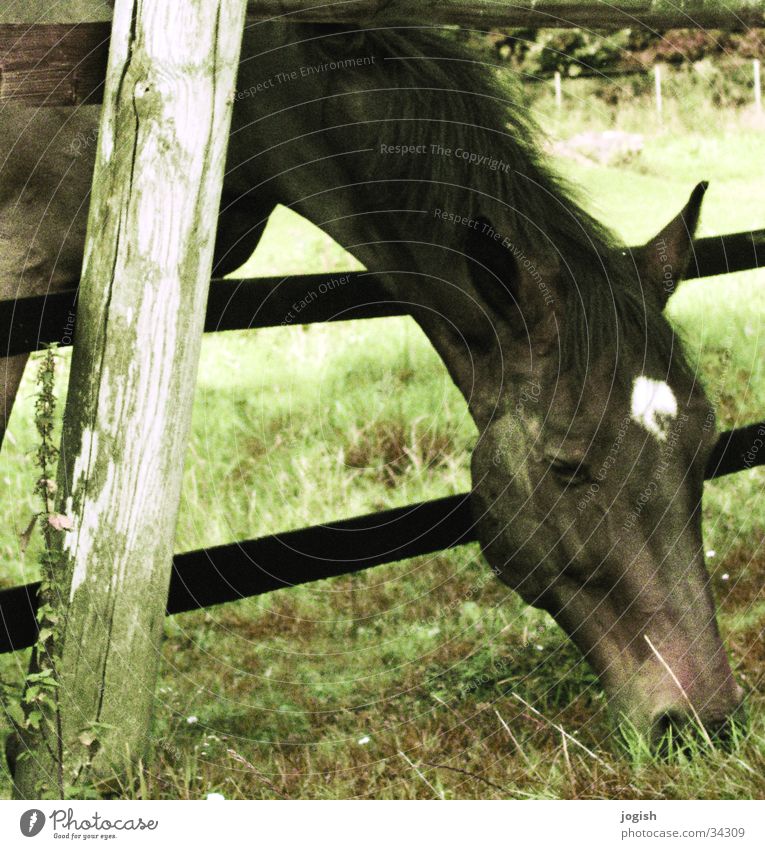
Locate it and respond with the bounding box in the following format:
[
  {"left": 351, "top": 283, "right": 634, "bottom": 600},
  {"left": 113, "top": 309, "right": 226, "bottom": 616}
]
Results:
[
  {"left": 651, "top": 711, "right": 683, "bottom": 747},
  {"left": 652, "top": 708, "right": 709, "bottom": 756},
  {"left": 707, "top": 702, "right": 748, "bottom": 748},
  {"left": 650, "top": 703, "right": 747, "bottom": 755}
]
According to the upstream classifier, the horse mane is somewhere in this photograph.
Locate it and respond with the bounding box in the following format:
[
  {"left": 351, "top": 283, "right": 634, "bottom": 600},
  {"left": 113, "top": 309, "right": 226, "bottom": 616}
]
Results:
[{"left": 316, "top": 26, "right": 688, "bottom": 380}]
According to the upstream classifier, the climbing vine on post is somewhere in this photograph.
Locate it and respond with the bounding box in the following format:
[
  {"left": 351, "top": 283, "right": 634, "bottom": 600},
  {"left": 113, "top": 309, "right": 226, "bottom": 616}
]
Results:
[
  {"left": 27, "top": 348, "right": 65, "bottom": 786},
  {"left": 7, "top": 346, "right": 66, "bottom": 796},
  {"left": 12, "top": 0, "right": 249, "bottom": 798}
]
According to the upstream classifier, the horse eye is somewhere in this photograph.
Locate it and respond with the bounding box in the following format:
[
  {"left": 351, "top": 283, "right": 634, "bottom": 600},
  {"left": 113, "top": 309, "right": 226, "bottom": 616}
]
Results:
[{"left": 548, "top": 457, "right": 589, "bottom": 486}]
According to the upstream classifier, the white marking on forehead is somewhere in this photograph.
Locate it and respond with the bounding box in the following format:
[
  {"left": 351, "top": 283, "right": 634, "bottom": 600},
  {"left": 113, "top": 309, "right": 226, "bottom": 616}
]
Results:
[{"left": 631, "top": 376, "right": 677, "bottom": 441}]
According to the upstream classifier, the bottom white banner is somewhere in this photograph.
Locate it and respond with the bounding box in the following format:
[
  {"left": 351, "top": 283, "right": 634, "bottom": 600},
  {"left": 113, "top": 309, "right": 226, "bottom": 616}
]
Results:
[{"left": 0, "top": 799, "right": 763, "bottom": 848}]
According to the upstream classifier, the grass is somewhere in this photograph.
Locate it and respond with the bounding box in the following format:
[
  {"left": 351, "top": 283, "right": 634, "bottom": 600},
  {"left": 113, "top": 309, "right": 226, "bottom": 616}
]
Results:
[{"left": 0, "top": 76, "right": 764, "bottom": 800}]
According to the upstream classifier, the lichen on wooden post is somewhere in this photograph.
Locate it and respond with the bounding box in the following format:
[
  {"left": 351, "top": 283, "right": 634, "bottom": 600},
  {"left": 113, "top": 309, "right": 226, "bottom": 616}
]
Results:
[{"left": 13, "top": 0, "right": 248, "bottom": 798}]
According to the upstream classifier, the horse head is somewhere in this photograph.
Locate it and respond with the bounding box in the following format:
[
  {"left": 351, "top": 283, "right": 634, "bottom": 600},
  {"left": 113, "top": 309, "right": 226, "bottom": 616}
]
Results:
[{"left": 456, "top": 183, "right": 743, "bottom": 745}]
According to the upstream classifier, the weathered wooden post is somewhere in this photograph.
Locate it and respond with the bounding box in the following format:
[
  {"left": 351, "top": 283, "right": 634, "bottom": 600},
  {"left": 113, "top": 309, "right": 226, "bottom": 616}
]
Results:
[
  {"left": 13, "top": 0, "right": 248, "bottom": 797},
  {"left": 654, "top": 63, "right": 663, "bottom": 123},
  {"left": 554, "top": 70, "right": 562, "bottom": 110}
]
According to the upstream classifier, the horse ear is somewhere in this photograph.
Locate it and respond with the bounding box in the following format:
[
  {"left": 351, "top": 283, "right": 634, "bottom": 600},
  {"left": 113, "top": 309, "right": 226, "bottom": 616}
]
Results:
[{"left": 633, "top": 182, "right": 708, "bottom": 309}]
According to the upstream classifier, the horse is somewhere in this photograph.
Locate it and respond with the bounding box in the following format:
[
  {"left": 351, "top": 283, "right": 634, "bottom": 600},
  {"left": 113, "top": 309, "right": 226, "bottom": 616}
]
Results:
[{"left": 0, "top": 8, "right": 744, "bottom": 746}]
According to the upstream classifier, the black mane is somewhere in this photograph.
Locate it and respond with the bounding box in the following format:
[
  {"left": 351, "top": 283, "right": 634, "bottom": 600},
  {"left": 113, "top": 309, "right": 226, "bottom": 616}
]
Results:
[{"left": 316, "top": 26, "right": 688, "bottom": 379}]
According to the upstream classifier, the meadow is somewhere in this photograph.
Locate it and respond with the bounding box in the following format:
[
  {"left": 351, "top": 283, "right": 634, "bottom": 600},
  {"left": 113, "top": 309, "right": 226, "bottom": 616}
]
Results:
[{"left": 0, "top": 66, "right": 763, "bottom": 799}]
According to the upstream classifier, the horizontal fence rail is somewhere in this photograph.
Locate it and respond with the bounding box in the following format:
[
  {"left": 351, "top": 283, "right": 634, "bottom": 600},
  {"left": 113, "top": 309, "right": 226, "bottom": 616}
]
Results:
[
  {"left": 0, "top": 23, "right": 108, "bottom": 106},
  {"left": 0, "top": 273, "right": 401, "bottom": 358},
  {"left": 1, "top": 229, "right": 762, "bottom": 358},
  {"left": 1, "top": 423, "right": 763, "bottom": 655},
  {"left": 243, "top": 1, "right": 765, "bottom": 29},
  {"left": 0, "top": 494, "right": 476, "bottom": 654},
  {"left": 706, "top": 420, "right": 765, "bottom": 479},
  {"left": 3, "top": 6, "right": 765, "bottom": 106},
  {"left": 1, "top": 3, "right": 763, "bottom": 656},
  {"left": 0, "top": 241, "right": 762, "bottom": 652}
]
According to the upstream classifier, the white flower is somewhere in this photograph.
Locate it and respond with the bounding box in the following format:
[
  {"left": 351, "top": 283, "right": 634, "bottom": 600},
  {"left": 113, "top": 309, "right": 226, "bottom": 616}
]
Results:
[
  {"left": 535, "top": 644, "right": 544, "bottom": 652},
  {"left": 706, "top": 549, "right": 717, "bottom": 559},
  {"left": 187, "top": 715, "right": 199, "bottom": 725},
  {"left": 206, "top": 793, "right": 225, "bottom": 801},
  {"left": 358, "top": 736, "right": 371, "bottom": 745},
  {"left": 721, "top": 573, "right": 730, "bottom": 582},
  {"left": 48, "top": 513, "right": 74, "bottom": 531}
]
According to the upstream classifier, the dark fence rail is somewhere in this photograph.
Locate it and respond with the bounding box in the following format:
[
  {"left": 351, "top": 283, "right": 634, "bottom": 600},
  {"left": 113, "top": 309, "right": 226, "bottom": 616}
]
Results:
[
  {"left": 243, "top": 0, "right": 765, "bottom": 29},
  {"left": 2, "top": 421, "right": 763, "bottom": 656},
  {"left": 0, "top": 272, "right": 401, "bottom": 358},
  {"left": 0, "top": 494, "right": 476, "bottom": 654},
  {"left": 1, "top": 228, "right": 762, "bottom": 357},
  {"left": 0, "top": 245, "right": 762, "bottom": 655},
  {"left": 0, "top": 23, "right": 108, "bottom": 107},
  {"left": 3, "top": 5, "right": 765, "bottom": 107},
  {"left": 1, "top": 2, "right": 763, "bottom": 657}
]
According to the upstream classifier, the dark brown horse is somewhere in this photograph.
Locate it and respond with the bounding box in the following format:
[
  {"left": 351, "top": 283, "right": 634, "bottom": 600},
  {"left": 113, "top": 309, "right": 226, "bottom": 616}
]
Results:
[{"left": 0, "top": 9, "right": 743, "bottom": 744}]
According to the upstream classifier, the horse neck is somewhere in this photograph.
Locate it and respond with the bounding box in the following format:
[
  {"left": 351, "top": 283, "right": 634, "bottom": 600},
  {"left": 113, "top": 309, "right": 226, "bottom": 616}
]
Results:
[
  {"left": 227, "top": 24, "right": 540, "bottom": 430},
  {"left": 278, "top": 197, "right": 520, "bottom": 428}
]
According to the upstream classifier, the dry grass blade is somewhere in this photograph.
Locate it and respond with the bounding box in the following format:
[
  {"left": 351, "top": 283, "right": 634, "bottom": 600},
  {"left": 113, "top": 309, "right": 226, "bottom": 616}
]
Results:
[
  {"left": 494, "top": 708, "right": 533, "bottom": 769},
  {"left": 398, "top": 751, "right": 445, "bottom": 799},
  {"left": 512, "top": 693, "right": 615, "bottom": 773},
  {"left": 227, "top": 748, "right": 288, "bottom": 799},
  {"left": 18, "top": 514, "right": 37, "bottom": 553},
  {"left": 420, "top": 760, "right": 509, "bottom": 796},
  {"left": 561, "top": 729, "right": 574, "bottom": 787},
  {"left": 432, "top": 692, "right": 494, "bottom": 756}
]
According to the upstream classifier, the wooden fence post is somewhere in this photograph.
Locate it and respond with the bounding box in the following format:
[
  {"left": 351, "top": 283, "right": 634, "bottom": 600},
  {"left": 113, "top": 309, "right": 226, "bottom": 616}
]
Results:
[
  {"left": 13, "top": 0, "right": 248, "bottom": 798},
  {"left": 554, "top": 70, "right": 562, "bottom": 110},
  {"left": 654, "top": 63, "right": 663, "bottom": 123}
]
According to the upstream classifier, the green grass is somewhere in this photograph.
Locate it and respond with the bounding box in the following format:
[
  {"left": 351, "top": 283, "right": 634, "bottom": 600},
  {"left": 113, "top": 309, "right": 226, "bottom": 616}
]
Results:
[{"left": 1, "top": 85, "right": 764, "bottom": 799}]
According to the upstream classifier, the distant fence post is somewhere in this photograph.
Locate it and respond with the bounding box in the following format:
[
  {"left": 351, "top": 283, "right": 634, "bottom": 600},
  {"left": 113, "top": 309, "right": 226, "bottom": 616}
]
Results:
[
  {"left": 755, "top": 58, "right": 762, "bottom": 113},
  {"left": 654, "top": 64, "right": 663, "bottom": 123},
  {"left": 12, "top": 0, "right": 248, "bottom": 798},
  {"left": 554, "top": 70, "right": 562, "bottom": 109}
]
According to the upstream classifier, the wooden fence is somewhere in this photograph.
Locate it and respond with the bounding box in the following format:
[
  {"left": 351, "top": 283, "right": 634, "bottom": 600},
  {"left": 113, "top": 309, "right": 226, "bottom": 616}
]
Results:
[
  {"left": 0, "top": 0, "right": 764, "bottom": 795},
  {"left": 0, "top": 5, "right": 764, "bottom": 657},
  {"left": 243, "top": 1, "right": 765, "bottom": 29},
  {"left": 3, "top": 1, "right": 765, "bottom": 106}
]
